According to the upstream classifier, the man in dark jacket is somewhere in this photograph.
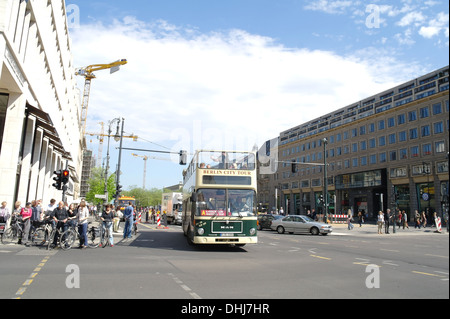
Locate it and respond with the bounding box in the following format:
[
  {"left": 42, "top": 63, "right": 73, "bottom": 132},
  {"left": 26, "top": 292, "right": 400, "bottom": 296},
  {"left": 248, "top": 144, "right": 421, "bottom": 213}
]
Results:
[{"left": 52, "top": 201, "right": 68, "bottom": 247}]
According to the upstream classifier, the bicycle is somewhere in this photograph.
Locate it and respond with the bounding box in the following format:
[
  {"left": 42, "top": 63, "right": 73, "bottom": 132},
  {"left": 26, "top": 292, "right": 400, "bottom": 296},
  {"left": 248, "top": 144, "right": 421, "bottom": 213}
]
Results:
[
  {"left": 1, "top": 215, "right": 24, "bottom": 245},
  {"left": 47, "top": 221, "right": 71, "bottom": 250},
  {"left": 31, "top": 218, "right": 54, "bottom": 247},
  {"left": 100, "top": 222, "right": 113, "bottom": 248},
  {"left": 61, "top": 221, "right": 100, "bottom": 249}
]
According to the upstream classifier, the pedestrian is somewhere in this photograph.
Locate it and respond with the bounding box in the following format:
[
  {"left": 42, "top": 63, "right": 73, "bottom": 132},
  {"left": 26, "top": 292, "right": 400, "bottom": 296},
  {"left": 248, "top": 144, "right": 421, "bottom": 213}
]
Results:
[
  {"left": 67, "top": 203, "right": 77, "bottom": 228},
  {"left": 402, "top": 210, "right": 409, "bottom": 229},
  {"left": 397, "top": 210, "right": 403, "bottom": 229},
  {"left": 421, "top": 211, "right": 427, "bottom": 228},
  {"left": 100, "top": 204, "right": 114, "bottom": 247},
  {"left": 46, "top": 199, "right": 57, "bottom": 215},
  {"left": 52, "top": 201, "right": 68, "bottom": 248},
  {"left": 385, "top": 208, "right": 391, "bottom": 234},
  {"left": 414, "top": 210, "right": 421, "bottom": 229},
  {"left": 123, "top": 201, "right": 134, "bottom": 239},
  {"left": 20, "top": 202, "right": 33, "bottom": 246},
  {"left": 30, "top": 200, "right": 41, "bottom": 233},
  {"left": 377, "top": 211, "right": 384, "bottom": 234},
  {"left": 357, "top": 211, "right": 363, "bottom": 227},
  {"left": 113, "top": 206, "right": 122, "bottom": 232},
  {"left": 0, "top": 201, "right": 11, "bottom": 226},
  {"left": 77, "top": 200, "right": 89, "bottom": 249},
  {"left": 347, "top": 209, "right": 354, "bottom": 230}
]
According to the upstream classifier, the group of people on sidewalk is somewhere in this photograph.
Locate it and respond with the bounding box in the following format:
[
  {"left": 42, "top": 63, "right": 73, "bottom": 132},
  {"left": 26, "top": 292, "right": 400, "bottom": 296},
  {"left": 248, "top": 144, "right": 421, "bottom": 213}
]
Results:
[
  {"left": 340, "top": 207, "right": 443, "bottom": 235},
  {"left": 0, "top": 198, "right": 138, "bottom": 249},
  {"left": 376, "top": 209, "right": 441, "bottom": 234}
]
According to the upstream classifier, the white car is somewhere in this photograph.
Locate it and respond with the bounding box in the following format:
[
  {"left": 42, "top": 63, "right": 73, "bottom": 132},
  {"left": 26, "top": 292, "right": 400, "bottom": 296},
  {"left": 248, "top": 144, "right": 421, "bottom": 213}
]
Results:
[{"left": 271, "top": 215, "right": 332, "bottom": 236}]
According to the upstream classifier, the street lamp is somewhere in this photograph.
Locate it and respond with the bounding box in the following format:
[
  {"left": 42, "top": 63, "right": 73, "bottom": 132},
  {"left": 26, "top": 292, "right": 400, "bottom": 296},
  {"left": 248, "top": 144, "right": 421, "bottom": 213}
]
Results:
[
  {"left": 323, "top": 138, "right": 329, "bottom": 223},
  {"left": 104, "top": 118, "right": 121, "bottom": 205}
]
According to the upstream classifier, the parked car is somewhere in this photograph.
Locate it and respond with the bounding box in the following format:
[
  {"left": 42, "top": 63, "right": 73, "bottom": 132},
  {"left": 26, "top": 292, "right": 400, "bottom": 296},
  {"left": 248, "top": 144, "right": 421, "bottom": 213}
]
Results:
[
  {"left": 270, "top": 215, "right": 332, "bottom": 236},
  {"left": 257, "top": 214, "right": 283, "bottom": 230}
]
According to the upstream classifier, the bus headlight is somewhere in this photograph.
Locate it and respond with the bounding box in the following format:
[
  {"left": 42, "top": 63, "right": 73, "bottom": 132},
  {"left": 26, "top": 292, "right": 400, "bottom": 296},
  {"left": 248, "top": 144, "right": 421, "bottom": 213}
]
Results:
[
  {"left": 197, "top": 228, "right": 205, "bottom": 235},
  {"left": 249, "top": 228, "right": 256, "bottom": 236}
]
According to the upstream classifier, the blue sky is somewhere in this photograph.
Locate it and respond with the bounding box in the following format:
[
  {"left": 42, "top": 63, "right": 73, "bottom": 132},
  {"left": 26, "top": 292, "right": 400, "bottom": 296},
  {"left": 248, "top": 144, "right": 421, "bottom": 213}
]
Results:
[{"left": 66, "top": 0, "right": 449, "bottom": 191}]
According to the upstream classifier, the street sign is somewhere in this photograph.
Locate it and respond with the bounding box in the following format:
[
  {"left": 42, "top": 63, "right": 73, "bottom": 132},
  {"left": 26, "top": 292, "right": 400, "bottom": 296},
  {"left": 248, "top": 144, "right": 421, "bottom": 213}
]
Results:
[{"left": 95, "top": 194, "right": 107, "bottom": 199}]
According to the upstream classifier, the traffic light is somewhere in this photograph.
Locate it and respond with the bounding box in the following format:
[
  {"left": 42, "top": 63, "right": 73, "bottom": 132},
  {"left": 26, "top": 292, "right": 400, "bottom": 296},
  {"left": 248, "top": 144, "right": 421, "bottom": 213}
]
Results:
[
  {"left": 115, "top": 184, "right": 122, "bottom": 198},
  {"left": 61, "top": 170, "right": 70, "bottom": 186},
  {"left": 179, "top": 150, "right": 187, "bottom": 165},
  {"left": 52, "top": 170, "right": 62, "bottom": 190},
  {"left": 291, "top": 160, "right": 297, "bottom": 173}
]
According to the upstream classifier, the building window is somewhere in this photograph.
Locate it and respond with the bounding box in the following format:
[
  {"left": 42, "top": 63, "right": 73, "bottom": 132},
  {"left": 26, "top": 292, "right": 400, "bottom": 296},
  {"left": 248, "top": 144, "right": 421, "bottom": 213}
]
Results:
[
  {"left": 360, "top": 126, "right": 366, "bottom": 135},
  {"left": 352, "top": 158, "right": 358, "bottom": 167},
  {"left": 388, "top": 117, "right": 395, "bottom": 127},
  {"left": 400, "top": 148, "right": 408, "bottom": 159},
  {"left": 379, "top": 152, "right": 387, "bottom": 163},
  {"left": 409, "top": 110, "right": 417, "bottom": 122},
  {"left": 360, "top": 140, "right": 367, "bottom": 150},
  {"left": 370, "top": 154, "right": 377, "bottom": 164},
  {"left": 434, "top": 121, "right": 444, "bottom": 134},
  {"left": 432, "top": 102, "right": 442, "bottom": 115},
  {"left": 379, "top": 136, "right": 386, "bottom": 146},
  {"left": 389, "top": 133, "right": 396, "bottom": 144},
  {"left": 398, "top": 114, "right": 406, "bottom": 125},
  {"left": 420, "top": 106, "right": 429, "bottom": 118},
  {"left": 421, "top": 125, "right": 431, "bottom": 137},
  {"left": 378, "top": 120, "right": 385, "bottom": 130},
  {"left": 390, "top": 150, "right": 397, "bottom": 161},
  {"left": 411, "top": 146, "right": 419, "bottom": 158},
  {"left": 369, "top": 138, "right": 376, "bottom": 148},
  {"left": 399, "top": 131, "right": 407, "bottom": 142},
  {"left": 361, "top": 156, "right": 367, "bottom": 166},
  {"left": 410, "top": 128, "right": 418, "bottom": 139},
  {"left": 369, "top": 123, "right": 375, "bottom": 133},
  {"left": 435, "top": 141, "right": 445, "bottom": 153},
  {"left": 422, "top": 143, "right": 432, "bottom": 156}
]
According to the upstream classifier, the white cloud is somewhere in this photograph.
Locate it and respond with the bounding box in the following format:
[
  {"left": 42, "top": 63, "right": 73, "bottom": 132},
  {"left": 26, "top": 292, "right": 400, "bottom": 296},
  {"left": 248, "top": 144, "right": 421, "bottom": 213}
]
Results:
[
  {"left": 397, "top": 11, "right": 426, "bottom": 27},
  {"left": 303, "top": 0, "right": 355, "bottom": 14},
  {"left": 419, "top": 12, "right": 449, "bottom": 39},
  {"left": 70, "top": 17, "right": 426, "bottom": 156}
]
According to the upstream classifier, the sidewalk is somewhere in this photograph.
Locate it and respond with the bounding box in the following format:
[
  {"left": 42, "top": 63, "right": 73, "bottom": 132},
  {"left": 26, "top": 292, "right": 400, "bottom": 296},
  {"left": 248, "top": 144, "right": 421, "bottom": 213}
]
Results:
[{"left": 330, "top": 222, "right": 449, "bottom": 236}]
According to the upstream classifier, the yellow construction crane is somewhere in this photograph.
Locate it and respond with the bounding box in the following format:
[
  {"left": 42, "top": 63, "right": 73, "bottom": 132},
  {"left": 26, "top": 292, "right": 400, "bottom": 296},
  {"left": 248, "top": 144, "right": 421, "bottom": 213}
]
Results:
[
  {"left": 75, "top": 59, "right": 128, "bottom": 137},
  {"left": 86, "top": 129, "right": 138, "bottom": 167}
]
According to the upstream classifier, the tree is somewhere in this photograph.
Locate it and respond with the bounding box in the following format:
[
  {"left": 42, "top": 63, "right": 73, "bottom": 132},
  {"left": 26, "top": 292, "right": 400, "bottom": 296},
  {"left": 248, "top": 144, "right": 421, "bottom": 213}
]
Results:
[
  {"left": 123, "top": 186, "right": 174, "bottom": 207},
  {"left": 85, "top": 167, "right": 117, "bottom": 205}
]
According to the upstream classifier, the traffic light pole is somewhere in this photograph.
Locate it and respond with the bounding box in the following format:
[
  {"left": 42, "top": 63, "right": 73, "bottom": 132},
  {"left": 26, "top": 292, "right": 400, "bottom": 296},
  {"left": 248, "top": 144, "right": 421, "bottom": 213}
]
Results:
[{"left": 115, "top": 118, "right": 125, "bottom": 207}]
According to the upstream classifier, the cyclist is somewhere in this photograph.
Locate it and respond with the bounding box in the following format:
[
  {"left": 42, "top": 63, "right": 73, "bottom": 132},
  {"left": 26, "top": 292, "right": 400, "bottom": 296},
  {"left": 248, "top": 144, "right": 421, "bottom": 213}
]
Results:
[
  {"left": 52, "top": 201, "right": 68, "bottom": 247},
  {"left": 100, "top": 204, "right": 114, "bottom": 247}
]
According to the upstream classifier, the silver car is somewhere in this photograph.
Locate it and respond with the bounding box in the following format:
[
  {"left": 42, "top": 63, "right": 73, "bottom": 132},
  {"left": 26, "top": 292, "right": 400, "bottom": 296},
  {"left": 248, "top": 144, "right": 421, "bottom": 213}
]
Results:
[{"left": 270, "top": 215, "right": 332, "bottom": 236}]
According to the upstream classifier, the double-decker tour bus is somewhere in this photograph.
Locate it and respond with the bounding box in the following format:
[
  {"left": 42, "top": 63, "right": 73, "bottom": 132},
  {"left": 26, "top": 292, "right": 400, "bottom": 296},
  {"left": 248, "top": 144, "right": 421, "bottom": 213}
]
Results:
[
  {"left": 182, "top": 150, "right": 258, "bottom": 246},
  {"left": 116, "top": 195, "right": 136, "bottom": 212}
]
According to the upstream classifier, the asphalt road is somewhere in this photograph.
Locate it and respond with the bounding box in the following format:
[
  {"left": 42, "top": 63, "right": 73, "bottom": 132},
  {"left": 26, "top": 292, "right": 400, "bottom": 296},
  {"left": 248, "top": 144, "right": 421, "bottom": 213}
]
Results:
[{"left": 1, "top": 222, "right": 448, "bottom": 304}]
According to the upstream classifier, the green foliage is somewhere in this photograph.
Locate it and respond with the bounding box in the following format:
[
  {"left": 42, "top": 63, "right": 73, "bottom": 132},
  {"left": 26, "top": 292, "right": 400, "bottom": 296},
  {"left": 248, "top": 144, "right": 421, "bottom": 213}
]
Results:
[
  {"left": 123, "top": 186, "right": 174, "bottom": 207},
  {"left": 85, "top": 167, "right": 117, "bottom": 205}
]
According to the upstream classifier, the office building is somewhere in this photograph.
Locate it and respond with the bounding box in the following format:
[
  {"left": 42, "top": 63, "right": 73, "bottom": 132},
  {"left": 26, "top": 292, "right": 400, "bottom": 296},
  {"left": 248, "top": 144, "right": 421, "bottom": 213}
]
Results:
[
  {"left": 259, "top": 66, "right": 449, "bottom": 222},
  {"left": 1, "top": 0, "right": 82, "bottom": 207}
]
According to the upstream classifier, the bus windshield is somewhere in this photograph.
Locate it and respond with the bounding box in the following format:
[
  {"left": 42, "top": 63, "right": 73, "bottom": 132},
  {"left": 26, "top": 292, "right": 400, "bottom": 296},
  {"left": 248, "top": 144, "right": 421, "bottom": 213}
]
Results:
[{"left": 196, "top": 189, "right": 256, "bottom": 217}]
